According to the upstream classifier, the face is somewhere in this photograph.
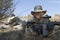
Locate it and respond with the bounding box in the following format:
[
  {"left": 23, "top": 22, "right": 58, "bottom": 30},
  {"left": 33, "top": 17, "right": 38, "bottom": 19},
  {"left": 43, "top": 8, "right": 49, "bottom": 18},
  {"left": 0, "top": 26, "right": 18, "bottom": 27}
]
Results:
[{"left": 33, "top": 12, "right": 45, "bottom": 20}]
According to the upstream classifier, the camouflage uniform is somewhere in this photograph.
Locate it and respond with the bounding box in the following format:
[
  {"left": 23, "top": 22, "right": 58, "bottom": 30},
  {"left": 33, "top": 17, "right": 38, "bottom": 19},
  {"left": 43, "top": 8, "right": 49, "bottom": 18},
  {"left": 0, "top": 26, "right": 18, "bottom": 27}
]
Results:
[
  {"left": 28, "top": 15, "right": 49, "bottom": 36},
  {"left": 27, "top": 5, "right": 49, "bottom": 36}
]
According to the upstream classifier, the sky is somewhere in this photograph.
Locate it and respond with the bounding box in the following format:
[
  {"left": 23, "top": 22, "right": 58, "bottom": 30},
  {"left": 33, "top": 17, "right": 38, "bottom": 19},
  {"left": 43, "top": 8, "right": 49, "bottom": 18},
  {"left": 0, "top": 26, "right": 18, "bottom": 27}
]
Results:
[{"left": 13, "top": 0, "right": 60, "bottom": 17}]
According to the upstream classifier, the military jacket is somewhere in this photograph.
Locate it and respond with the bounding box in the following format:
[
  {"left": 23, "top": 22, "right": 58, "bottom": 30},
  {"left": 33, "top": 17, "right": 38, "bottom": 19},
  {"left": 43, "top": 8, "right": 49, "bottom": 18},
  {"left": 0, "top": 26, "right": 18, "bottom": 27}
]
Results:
[{"left": 27, "top": 16, "right": 50, "bottom": 36}]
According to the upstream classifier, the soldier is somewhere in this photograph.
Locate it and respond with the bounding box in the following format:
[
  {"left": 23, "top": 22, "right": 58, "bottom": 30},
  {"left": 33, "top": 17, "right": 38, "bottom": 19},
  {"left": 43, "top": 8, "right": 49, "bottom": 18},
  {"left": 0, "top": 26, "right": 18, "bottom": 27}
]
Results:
[
  {"left": 27, "top": 5, "right": 49, "bottom": 37},
  {"left": 28, "top": 5, "right": 46, "bottom": 22}
]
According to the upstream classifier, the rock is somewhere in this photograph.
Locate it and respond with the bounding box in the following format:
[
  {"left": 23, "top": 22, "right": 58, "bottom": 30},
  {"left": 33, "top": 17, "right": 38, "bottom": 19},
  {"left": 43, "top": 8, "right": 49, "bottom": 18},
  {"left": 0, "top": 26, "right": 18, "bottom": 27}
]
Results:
[
  {"left": 19, "top": 14, "right": 33, "bottom": 22},
  {"left": 13, "top": 24, "right": 23, "bottom": 30},
  {"left": 50, "top": 14, "right": 60, "bottom": 22},
  {"left": 1, "top": 24, "right": 10, "bottom": 29}
]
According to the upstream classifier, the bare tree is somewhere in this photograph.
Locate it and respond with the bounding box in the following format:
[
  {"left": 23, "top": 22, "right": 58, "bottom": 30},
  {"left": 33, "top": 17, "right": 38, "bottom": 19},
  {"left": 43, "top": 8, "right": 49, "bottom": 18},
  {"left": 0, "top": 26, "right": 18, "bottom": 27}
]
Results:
[{"left": 0, "top": 0, "right": 15, "bottom": 20}]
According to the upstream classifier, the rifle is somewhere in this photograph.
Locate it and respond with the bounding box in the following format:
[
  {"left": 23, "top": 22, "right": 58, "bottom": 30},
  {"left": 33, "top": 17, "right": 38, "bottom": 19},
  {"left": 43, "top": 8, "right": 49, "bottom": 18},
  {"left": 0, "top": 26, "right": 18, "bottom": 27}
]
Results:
[{"left": 27, "top": 21, "right": 60, "bottom": 36}]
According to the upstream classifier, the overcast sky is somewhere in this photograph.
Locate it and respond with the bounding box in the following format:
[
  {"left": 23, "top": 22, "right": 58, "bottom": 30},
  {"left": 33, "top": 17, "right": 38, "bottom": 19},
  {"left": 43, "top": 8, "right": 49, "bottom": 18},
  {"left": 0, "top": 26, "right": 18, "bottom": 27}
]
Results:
[{"left": 13, "top": 0, "right": 60, "bottom": 16}]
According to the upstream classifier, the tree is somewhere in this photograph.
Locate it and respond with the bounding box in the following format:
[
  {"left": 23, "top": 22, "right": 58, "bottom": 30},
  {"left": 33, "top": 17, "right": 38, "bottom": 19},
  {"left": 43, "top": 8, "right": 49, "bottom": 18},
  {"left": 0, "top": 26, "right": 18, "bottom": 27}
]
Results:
[{"left": 0, "top": 0, "right": 15, "bottom": 20}]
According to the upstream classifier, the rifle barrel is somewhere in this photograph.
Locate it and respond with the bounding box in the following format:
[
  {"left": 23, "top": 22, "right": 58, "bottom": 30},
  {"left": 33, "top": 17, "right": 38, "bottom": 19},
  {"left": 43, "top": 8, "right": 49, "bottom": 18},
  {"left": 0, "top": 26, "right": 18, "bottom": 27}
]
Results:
[{"left": 54, "top": 22, "right": 60, "bottom": 25}]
